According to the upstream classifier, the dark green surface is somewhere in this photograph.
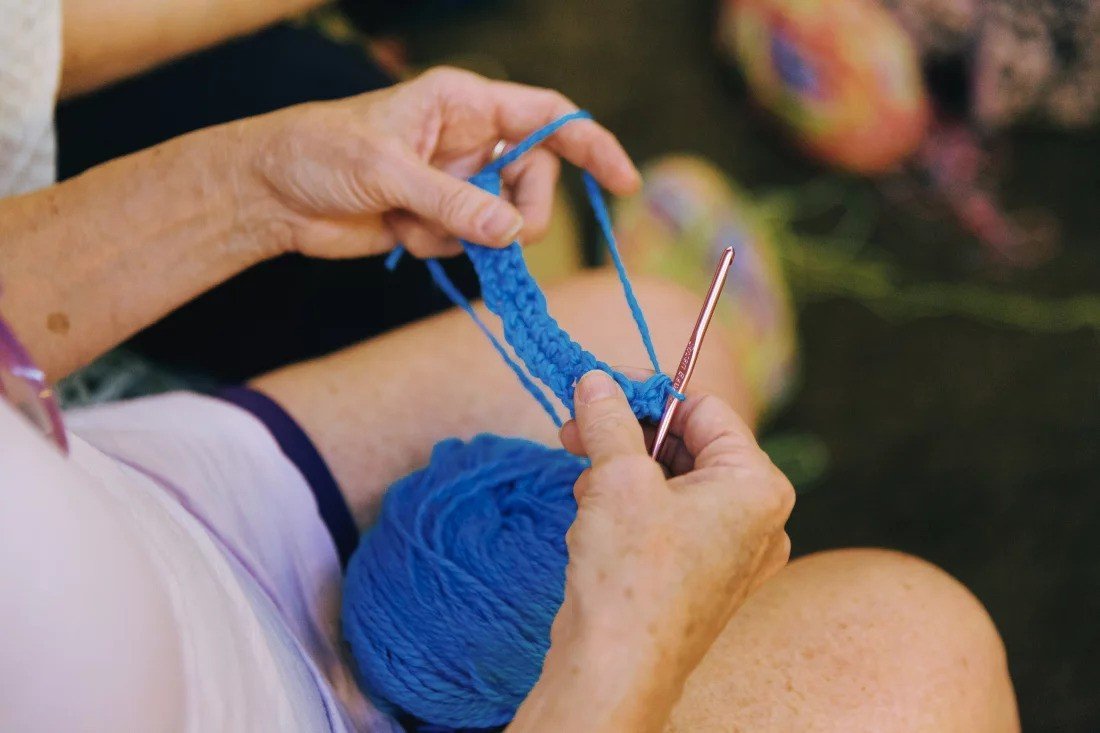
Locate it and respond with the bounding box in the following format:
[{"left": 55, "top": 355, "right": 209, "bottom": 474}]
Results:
[{"left": 394, "top": 1, "right": 1099, "bottom": 729}]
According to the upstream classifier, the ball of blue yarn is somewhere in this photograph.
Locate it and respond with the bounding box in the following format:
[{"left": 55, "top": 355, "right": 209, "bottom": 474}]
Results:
[{"left": 342, "top": 434, "right": 587, "bottom": 729}]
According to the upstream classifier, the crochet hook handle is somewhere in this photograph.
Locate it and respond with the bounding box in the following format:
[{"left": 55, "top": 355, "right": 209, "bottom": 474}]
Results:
[{"left": 650, "top": 246, "right": 736, "bottom": 464}]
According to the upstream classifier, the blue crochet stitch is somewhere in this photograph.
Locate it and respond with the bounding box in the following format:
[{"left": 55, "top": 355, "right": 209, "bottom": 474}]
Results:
[{"left": 387, "top": 111, "right": 682, "bottom": 426}]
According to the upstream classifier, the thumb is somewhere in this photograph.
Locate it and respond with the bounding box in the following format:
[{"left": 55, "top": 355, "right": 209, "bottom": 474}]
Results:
[
  {"left": 573, "top": 370, "right": 647, "bottom": 467},
  {"left": 385, "top": 159, "right": 524, "bottom": 247}
]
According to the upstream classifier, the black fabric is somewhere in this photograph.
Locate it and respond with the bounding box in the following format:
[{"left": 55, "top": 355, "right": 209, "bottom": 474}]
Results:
[
  {"left": 338, "top": 0, "right": 498, "bottom": 34},
  {"left": 57, "top": 23, "right": 479, "bottom": 382}
]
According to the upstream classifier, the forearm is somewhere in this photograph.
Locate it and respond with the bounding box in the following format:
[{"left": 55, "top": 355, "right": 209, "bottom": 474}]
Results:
[
  {"left": 507, "top": 622, "right": 683, "bottom": 733},
  {"left": 0, "top": 121, "right": 274, "bottom": 380},
  {"left": 61, "top": 0, "right": 324, "bottom": 98}
]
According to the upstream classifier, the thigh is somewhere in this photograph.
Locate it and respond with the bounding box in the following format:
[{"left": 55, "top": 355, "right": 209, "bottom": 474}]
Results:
[{"left": 665, "top": 548, "right": 1020, "bottom": 733}]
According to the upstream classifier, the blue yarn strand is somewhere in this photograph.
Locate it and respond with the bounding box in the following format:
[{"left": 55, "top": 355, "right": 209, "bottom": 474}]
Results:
[
  {"left": 481, "top": 110, "right": 594, "bottom": 174},
  {"left": 581, "top": 171, "right": 663, "bottom": 376},
  {"left": 423, "top": 260, "right": 563, "bottom": 427}
]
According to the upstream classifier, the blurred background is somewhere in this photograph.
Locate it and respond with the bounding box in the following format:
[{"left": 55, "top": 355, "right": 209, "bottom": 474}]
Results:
[{"left": 57, "top": 0, "right": 1098, "bottom": 729}]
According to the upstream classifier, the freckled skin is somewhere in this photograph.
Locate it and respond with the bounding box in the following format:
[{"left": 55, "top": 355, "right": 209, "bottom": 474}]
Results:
[
  {"left": 664, "top": 550, "right": 1019, "bottom": 733},
  {"left": 46, "top": 312, "right": 70, "bottom": 335}
]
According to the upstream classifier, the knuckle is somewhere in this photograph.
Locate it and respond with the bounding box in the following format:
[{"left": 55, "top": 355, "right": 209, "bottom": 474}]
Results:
[
  {"left": 774, "top": 470, "right": 796, "bottom": 517},
  {"left": 613, "top": 455, "right": 661, "bottom": 484},
  {"left": 548, "top": 90, "right": 576, "bottom": 112},
  {"left": 438, "top": 184, "right": 477, "bottom": 224},
  {"left": 582, "top": 410, "right": 634, "bottom": 446},
  {"left": 778, "top": 533, "right": 792, "bottom": 563},
  {"left": 589, "top": 471, "right": 634, "bottom": 506},
  {"left": 754, "top": 476, "right": 789, "bottom": 519},
  {"left": 589, "top": 462, "right": 655, "bottom": 501},
  {"left": 525, "top": 218, "right": 550, "bottom": 243},
  {"left": 533, "top": 87, "right": 578, "bottom": 116},
  {"left": 694, "top": 392, "right": 726, "bottom": 414},
  {"left": 419, "top": 65, "right": 472, "bottom": 87},
  {"left": 402, "top": 236, "right": 430, "bottom": 259},
  {"left": 539, "top": 148, "right": 562, "bottom": 174},
  {"left": 571, "top": 470, "right": 593, "bottom": 503},
  {"left": 591, "top": 456, "right": 658, "bottom": 491},
  {"left": 564, "top": 523, "right": 577, "bottom": 548},
  {"left": 724, "top": 466, "right": 794, "bottom": 529}
]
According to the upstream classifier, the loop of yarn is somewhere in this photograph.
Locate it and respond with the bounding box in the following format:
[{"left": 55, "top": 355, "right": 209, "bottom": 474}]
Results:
[
  {"left": 347, "top": 113, "right": 684, "bottom": 730},
  {"left": 386, "top": 111, "right": 683, "bottom": 425},
  {"left": 343, "top": 435, "right": 586, "bottom": 729}
]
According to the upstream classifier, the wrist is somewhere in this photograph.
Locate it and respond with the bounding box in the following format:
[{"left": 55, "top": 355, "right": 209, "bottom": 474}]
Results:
[
  {"left": 215, "top": 115, "right": 301, "bottom": 264},
  {"left": 509, "top": 613, "right": 684, "bottom": 733}
]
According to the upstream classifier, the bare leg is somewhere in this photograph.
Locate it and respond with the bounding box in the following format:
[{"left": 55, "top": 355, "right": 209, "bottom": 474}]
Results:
[
  {"left": 252, "top": 268, "right": 751, "bottom": 527},
  {"left": 666, "top": 549, "right": 1020, "bottom": 733}
]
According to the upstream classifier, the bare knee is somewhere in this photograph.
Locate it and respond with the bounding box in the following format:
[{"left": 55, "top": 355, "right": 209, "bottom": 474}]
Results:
[{"left": 667, "top": 548, "right": 1018, "bottom": 733}]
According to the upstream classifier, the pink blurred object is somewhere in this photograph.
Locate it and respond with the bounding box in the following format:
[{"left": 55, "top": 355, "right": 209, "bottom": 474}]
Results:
[
  {"left": 911, "top": 117, "right": 1059, "bottom": 267},
  {"left": 883, "top": 0, "right": 1100, "bottom": 129},
  {"left": 0, "top": 304, "right": 67, "bottom": 453},
  {"left": 718, "top": 0, "right": 930, "bottom": 173},
  {"left": 718, "top": 0, "right": 1071, "bottom": 268}
]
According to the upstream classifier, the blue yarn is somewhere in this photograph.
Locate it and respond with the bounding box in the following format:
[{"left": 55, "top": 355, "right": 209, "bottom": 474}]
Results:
[
  {"left": 346, "top": 113, "right": 685, "bottom": 729},
  {"left": 343, "top": 435, "right": 586, "bottom": 729},
  {"left": 386, "top": 111, "right": 683, "bottom": 423},
  {"left": 423, "top": 259, "right": 563, "bottom": 426}
]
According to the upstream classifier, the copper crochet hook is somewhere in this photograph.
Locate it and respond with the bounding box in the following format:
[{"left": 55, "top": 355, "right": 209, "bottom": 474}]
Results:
[{"left": 650, "top": 246, "right": 736, "bottom": 464}]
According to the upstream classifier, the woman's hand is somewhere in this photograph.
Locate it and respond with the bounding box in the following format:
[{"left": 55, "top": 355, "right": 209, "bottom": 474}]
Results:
[
  {"left": 242, "top": 67, "right": 641, "bottom": 260},
  {"left": 509, "top": 371, "right": 794, "bottom": 733}
]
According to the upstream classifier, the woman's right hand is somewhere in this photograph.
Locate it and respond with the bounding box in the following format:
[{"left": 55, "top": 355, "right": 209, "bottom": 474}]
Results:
[{"left": 510, "top": 370, "right": 794, "bottom": 732}]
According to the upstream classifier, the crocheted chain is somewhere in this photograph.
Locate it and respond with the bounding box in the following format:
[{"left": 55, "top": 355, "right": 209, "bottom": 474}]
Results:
[{"left": 387, "top": 111, "right": 682, "bottom": 426}]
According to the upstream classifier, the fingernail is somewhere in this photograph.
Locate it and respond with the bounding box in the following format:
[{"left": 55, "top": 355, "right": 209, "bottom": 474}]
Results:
[
  {"left": 482, "top": 203, "right": 524, "bottom": 245},
  {"left": 577, "top": 370, "right": 616, "bottom": 404}
]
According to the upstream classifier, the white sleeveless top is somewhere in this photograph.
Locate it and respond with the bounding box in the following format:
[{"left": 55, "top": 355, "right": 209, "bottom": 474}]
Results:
[{"left": 0, "top": 0, "right": 61, "bottom": 196}]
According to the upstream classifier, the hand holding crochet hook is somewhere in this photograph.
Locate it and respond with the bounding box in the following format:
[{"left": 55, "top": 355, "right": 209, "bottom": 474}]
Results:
[
  {"left": 537, "top": 245, "right": 795, "bottom": 729},
  {"left": 559, "top": 245, "right": 738, "bottom": 473},
  {"left": 540, "top": 351, "right": 794, "bottom": 733}
]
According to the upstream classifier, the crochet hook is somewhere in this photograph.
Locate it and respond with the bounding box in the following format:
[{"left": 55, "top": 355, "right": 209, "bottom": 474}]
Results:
[{"left": 650, "top": 246, "right": 736, "bottom": 464}]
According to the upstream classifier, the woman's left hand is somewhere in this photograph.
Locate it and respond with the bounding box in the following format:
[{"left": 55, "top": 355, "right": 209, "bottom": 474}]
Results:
[{"left": 239, "top": 66, "right": 641, "bottom": 260}]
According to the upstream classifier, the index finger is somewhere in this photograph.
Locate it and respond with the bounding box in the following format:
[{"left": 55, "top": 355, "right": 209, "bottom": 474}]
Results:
[
  {"left": 486, "top": 81, "right": 641, "bottom": 196},
  {"left": 572, "top": 370, "right": 649, "bottom": 466},
  {"left": 668, "top": 392, "right": 760, "bottom": 470}
]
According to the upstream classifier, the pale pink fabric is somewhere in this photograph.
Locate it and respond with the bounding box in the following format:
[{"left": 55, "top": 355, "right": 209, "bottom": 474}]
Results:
[{"left": 0, "top": 393, "right": 399, "bottom": 733}]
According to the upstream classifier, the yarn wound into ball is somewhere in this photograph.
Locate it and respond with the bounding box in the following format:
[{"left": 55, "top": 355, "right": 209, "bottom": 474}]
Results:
[
  {"left": 344, "top": 112, "right": 679, "bottom": 729},
  {"left": 344, "top": 435, "right": 586, "bottom": 729}
]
